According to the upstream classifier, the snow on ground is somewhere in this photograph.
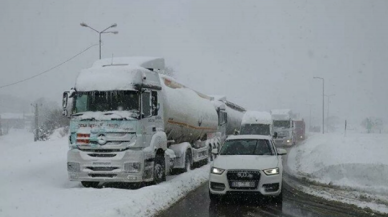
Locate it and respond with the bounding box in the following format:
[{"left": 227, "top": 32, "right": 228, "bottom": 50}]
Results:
[
  {"left": 0, "top": 129, "right": 210, "bottom": 217},
  {"left": 287, "top": 132, "right": 388, "bottom": 213}
]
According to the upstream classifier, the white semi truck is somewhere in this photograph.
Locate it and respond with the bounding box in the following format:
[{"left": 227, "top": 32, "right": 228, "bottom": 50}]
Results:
[
  {"left": 240, "top": 111, "right": 274, "bottom": 137},
  {"left": 62, "top": 57, "right": 226, "bottom": 187},
  {"left": 270, "top": 109, "right": 295, "bottom": 146}
]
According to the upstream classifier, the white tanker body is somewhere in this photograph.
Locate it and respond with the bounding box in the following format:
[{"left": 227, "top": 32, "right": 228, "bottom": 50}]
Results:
[
  {"left": 63, "top": 57, "right": 221, "bottom": 187},
  {"left": 210, "top": 96, "right": 246, "bottom": 140}
]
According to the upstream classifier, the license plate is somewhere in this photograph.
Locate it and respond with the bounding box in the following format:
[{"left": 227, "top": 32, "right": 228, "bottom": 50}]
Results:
[
  {"left": 231, "top": 181, "right": 255, "bottom": 188},
  {"left": 92, "top": 162, "right": 111, "bottom": 165}
]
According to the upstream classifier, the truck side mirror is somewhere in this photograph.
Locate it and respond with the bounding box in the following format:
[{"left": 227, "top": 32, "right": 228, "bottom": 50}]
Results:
[
  {"left": 62, "top": 91, "right": 72, "bottom": 118},
  {"left": 62, "top": 92, "right": 69, "bottom": 110},
  {"left": 273, "top": 132, "right": 278, "bottom": 138}
]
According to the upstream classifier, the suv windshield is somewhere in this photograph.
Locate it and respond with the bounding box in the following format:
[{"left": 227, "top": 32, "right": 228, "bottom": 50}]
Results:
[
  {"left": 273, "top": 120, "right": 290, "bottom": 128},
  {"left": 73, "top": 91, "right": 139, "bottom": 113},
  {"left": 220, "top": 139, "right": 274, "bottom": 156},
  {"left": 240, "top": 124, "right": 270, "bottom": 135}
]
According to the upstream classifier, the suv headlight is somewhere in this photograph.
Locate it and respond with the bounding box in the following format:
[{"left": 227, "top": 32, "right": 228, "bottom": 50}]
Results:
[
  {"left": 124, "top": 162, "right": 141, "bottom": 173},
  {"left": 211, "top": 167, "right": 225, "bottom": 175},
  {"left": 263, "top": 168, "right": 279, "bottom": 175}
]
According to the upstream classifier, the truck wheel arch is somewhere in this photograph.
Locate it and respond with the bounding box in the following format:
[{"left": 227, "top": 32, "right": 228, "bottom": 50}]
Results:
[{"left": 150, "top": 131, "right": 168, "bottom": 151}]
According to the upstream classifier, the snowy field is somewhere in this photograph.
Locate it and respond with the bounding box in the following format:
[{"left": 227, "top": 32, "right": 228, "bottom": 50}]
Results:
[
  {"left": 0, "top": 129, "right": 210, "bottom": 217},
  {"left": 287, "top": 132, "right": 388, "bottom": 213}
]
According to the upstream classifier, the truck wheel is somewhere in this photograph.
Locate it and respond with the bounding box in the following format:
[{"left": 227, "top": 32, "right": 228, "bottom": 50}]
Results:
[
  {"left": 184, "top": 151, "right": 192, "bottom": 172},
  {"left": 81, "top": 181, "right": 99, "bottom": 188},
  {"left": 153, "top": 154, "right": 166, "bottom": 184}
]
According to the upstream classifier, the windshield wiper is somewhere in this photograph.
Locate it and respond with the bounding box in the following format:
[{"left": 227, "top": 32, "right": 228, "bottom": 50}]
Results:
[
  {"left": 71, "top": 113, "right": 83, "bottom": 117},
  {"left": 111, "top": 117, "right": 127, "bottom": 120},
  {"left": 104, "top": 112, "right": 128, "bottom": 120},
  {"left": 80, "top": 117, "right": 96, "bottom": 121}
]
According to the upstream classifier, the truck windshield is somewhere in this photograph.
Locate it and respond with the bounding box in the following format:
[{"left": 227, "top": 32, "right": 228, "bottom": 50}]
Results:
[
  {"left": 73, "top": 91, "right": 139, "bottom": 113},
  {"left": 273, "top": 120, "right": 290, "bottom": 128},
  {"left": 220, "top": 139, "right": 273, "bottom": 156},
  {"left": 240, "top": 124, "right": 270, "bottom": 135}
]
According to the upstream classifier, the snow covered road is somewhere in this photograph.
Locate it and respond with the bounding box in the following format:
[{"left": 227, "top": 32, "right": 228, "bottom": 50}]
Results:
[{"left": 0, "top": 130, "right": 210, "bottom": 217}]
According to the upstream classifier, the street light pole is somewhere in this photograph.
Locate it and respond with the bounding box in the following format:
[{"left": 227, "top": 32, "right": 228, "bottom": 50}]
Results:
[
  {"left": 325, "top": 94, "right": 335, "bottom": 123},
  {"left": 80, "top": 23, "right": 118, "bottom": 59},
  {"left": 313, "top": 77, "right": 325, "bottom": 134}
]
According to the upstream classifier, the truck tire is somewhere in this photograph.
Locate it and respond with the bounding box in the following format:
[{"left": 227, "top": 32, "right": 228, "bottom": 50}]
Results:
[
  {"left": 81, "top": 181, "right": 99, "bottom": 188},
  {"left": 153, "top": 154, "right": 166, "bottom": 184},
  {"left": 184, "top": 151, "right": 192, "bottom": 173}
]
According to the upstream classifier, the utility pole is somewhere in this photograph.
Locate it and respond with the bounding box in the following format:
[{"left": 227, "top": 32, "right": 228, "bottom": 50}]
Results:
[
  {"left": 0, "top": 114, "right": 2, "bottom": 136},
  {"left": 325, "top": 94, "right": 335, "bottom": 129},
  {"left": 313, "top": 77, "right": 325, "bottom": 134},
  {"left": 32, "top": 104, "right": 39, "bottom": 141}
]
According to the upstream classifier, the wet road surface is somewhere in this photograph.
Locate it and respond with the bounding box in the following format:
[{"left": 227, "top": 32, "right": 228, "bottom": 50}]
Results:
[{"left": 156, "top": 180, "right": 385, "bottom": 217}]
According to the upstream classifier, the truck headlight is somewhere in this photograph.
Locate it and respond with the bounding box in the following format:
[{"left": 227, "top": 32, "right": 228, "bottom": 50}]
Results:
[
  {"left": 211, "top": 167, "right": 225, "bottom": 175},
  {"left": 286, "top": 139, "right": 291, "bottom": 143},
  {"left": 124, "top": 162, "right": 141, "bottom": 173},
  {"left": 263, "top": 168, "right": 279, "bottom": 175}
]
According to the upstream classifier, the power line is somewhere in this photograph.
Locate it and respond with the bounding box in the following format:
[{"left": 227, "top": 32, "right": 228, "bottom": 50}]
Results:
[{"left": 0, "top": 43, "right": 98, "bottom": 89}]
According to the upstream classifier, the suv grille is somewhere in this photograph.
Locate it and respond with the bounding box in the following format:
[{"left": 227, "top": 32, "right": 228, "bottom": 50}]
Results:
[{"left": 227, "top": 170, "right": 261, "bottom": 190}]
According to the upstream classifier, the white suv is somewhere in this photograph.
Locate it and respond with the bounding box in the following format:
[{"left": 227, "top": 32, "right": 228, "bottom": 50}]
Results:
[{"left": 209, "top": 135, "right": 286, "bottom": 202}]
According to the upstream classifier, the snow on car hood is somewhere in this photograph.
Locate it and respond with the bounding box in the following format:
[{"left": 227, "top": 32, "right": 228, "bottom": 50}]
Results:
[{"left": 212, "top": 155, "right": 279, "bottom": 170}]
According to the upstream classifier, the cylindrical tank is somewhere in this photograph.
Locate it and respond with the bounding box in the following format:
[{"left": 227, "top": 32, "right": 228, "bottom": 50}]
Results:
[
  {"left": 225, "top": 106, "right": 245, "bottom": 135},
  {"left": 159, "top": 76, "right": 218, "bottom": 144}
]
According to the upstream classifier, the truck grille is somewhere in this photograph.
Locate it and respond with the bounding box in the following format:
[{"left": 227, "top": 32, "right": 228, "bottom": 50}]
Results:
[
  {"left": 87, "top": 153, "right": 117, "bottom": 157},
  {"left": 88, "top": 174, "right": 117, "bottom": 178},
  {"left": 86, "top": 167, "right": 119, "bottom": 171},
  {"left": 227, "top": 170, "right": 261, "bottom": 190}
]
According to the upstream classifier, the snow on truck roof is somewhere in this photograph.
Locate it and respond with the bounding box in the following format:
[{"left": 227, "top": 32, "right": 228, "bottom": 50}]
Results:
[
  {"left": 75, "top": 57, "right": 164, "bottom": 91},
  {"left": 270, "top": 109, "right": 292, "bottom": 115},
  {"left": 209, "top": 95, "right": 246, "bottom": 112},
  {"left": 92, "top": 57, "right": 165, "bottom": 70},
  {"left": 271, "top": 109, "right": 292, "bottom": 120},
  {"left": 241, "top": 111, "right": 272, "bottom": 125}
]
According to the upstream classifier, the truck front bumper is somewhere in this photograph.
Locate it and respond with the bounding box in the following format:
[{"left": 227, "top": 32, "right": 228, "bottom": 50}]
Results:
[{"left": 67, "top": 148, "right": 153, "bottom": 183}]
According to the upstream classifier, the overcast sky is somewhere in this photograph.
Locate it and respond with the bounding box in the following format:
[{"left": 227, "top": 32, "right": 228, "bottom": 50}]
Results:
[{"left": 0, "top": 0, "right": 387, "bottom": 125}]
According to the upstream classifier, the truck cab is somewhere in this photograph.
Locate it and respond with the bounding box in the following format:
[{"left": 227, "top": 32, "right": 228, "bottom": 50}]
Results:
[
  {"left": 240, "top": 111, "right": 274, "bottom": 137},
  {"left": 270, "top": 109, "right": 295, "bottom": 146},
  {"left": 62, "top": 57, "right": 223, "bottom": 187}
]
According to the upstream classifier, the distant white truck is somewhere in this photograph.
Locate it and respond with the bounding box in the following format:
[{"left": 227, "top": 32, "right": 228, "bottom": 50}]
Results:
[
  {"left": 62, "top": 57, "right": 227, "bottom": 187},
  {"left": 240, "top": 111, "right": 275, "bottom": 137},
  {"left": 270, "top": 109, "right": 295, "bottom": 146}
]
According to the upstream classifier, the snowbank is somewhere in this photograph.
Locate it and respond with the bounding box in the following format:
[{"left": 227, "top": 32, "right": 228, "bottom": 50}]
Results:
[
  {"left": 287, "top": 133, "right": 388, "bottom": 211},
  {"left": 0, "top": 130, "right": 210, "bottom": 217}
]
